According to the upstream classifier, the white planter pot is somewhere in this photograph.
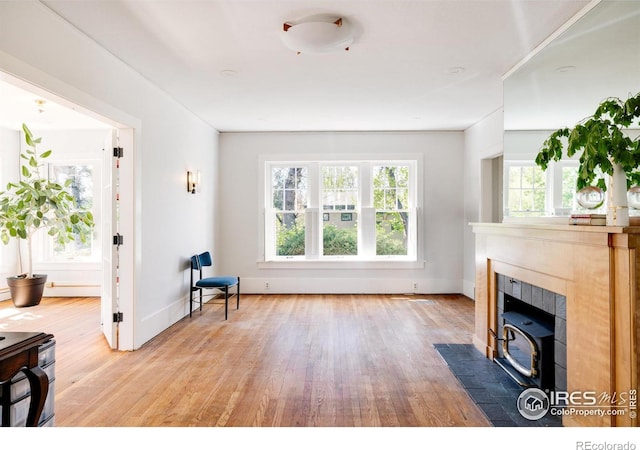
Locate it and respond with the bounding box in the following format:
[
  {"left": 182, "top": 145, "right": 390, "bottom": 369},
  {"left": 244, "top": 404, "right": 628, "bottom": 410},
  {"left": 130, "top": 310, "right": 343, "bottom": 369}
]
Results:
[{"left": 607, "top": 163, "right": 629, "bottom": 226}]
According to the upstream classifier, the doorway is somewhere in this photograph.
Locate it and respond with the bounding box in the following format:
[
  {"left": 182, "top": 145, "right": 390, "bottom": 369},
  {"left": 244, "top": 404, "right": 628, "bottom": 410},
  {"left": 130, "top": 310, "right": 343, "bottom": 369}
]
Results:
[
  {"left": 480, "top": 155, "right": 503, "bottom": 223},
  {"left": 0, "top": 72, "right": 135, "bottom": 350}
]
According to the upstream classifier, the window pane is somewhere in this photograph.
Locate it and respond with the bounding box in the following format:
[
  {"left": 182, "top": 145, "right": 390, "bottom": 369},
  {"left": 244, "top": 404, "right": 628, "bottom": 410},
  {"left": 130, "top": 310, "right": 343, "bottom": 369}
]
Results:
[
  {"left": 48, "top": 164, "right": 94, "bottom": 259},
  {"left": 323, "top": 212, "right": 357, "bottom": 256},
  {"left": 561, "top": 167, "right": 578, "bottom": 208},
  {"left": 374, "top": 166, "right": 409, "bottom": 211},
  {"left": 508, "top": 188, "right": 522, "bottom": 212},
  {"left": 532, "top": 167, "right": 546, "bottom": 188},
  {"left": 376, "top": 212, "right": 408, "bottom": 256},
  {"left": 272, "top": 167, "right": 307, "bottom": 211},
  {"left": 385, "top": 189, "right": 397, "bottom": 210},
  {"left": 521, "top": 189, "right": 533, "bottom": 211},
  {"left": 275, "top": 213, "right": 305, "bottom": 256},
  {"left": 520, "top": 167, "right": 533, "bottom": 188},
  {"left": 508, "top": 167, "right": 522, "bottom": 188},
  {"left": 272, "top": 189, "right": 283, "bottom": 209},
  {"left": 322, "top": 166, "right": 358, "bottom": 211}
]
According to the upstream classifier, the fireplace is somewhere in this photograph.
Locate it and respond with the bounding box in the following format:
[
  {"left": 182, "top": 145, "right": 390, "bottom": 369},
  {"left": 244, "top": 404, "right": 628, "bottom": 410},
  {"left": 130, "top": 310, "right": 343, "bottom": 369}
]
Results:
[
  {"left": 492, "top": 274, "right": 567, "bottom": 393},
  {"left": 472, "top": 222, "right": 640, "bottom": 426}
]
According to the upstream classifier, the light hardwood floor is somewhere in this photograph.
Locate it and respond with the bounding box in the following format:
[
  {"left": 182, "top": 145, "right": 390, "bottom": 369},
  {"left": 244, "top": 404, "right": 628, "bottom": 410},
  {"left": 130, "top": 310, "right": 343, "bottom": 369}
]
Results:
[{"left": 0, "top": 294, "right": 491, "bottom": 427}]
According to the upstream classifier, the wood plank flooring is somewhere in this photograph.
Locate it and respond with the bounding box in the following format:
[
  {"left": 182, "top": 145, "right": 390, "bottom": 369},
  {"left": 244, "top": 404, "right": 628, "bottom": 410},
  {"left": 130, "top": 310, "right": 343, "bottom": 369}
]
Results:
[{"left": 0, "top": 294, "right": 491, "bottom": 427}]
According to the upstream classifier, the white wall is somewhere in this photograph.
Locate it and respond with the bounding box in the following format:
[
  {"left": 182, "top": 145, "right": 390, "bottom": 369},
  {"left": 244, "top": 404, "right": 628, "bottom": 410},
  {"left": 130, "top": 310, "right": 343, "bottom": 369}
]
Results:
[
  {"left": 0, "top": 127, "right": 20, "bottom": 300},
  {"left": 0, "top": 1, "right": 218, "bottom": 349},
  {"left": 504, "top": 130, "right": 553, "bottom": 161},
  {"left": 462, "top": 109, "right": 504, "bottom": 299},
  {"left": 219, "top": 131, "right": 465, "bottom": 294}
]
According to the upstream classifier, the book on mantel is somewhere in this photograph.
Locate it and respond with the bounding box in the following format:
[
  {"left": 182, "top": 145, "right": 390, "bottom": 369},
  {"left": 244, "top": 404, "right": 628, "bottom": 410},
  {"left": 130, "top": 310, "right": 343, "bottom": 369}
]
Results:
[{"left": 568, "top": 213, "right": 606, "bottom": 226}]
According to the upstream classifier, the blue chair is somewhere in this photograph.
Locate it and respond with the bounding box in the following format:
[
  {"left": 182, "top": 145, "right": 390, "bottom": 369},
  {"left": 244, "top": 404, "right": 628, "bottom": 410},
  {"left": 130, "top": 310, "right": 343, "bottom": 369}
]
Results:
[{"left": 190, "top": 252, "right": 240, "bottom": 320}]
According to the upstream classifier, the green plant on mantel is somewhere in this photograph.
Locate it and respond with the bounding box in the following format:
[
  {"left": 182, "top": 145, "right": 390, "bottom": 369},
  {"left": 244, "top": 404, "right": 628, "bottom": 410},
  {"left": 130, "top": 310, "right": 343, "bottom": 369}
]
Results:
[
  {"left": 535, "top": 91, "right": 640, "bottom": 190},
  {"left": 0, "top": 123, "right": 95, "bottom": 278}
]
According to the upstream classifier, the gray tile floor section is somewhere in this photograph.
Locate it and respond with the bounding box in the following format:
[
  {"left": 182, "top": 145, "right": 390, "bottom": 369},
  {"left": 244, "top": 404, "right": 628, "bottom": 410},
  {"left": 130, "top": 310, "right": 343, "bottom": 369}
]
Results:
[{"left": 434, "top": 343, "right": 561, "bottom": 427}]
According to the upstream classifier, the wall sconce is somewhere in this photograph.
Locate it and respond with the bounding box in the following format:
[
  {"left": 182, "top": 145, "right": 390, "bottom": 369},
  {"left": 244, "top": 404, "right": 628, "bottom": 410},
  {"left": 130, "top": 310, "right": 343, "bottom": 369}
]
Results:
[{"left": 187, "top": 170, "right": 200, "bottom": 194}]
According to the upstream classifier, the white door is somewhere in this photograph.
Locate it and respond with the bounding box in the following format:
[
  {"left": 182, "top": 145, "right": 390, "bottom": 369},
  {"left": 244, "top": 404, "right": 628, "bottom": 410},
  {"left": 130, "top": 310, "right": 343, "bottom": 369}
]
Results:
[{"left": 101, "top": 129, "right": 120, "bottom": 349}]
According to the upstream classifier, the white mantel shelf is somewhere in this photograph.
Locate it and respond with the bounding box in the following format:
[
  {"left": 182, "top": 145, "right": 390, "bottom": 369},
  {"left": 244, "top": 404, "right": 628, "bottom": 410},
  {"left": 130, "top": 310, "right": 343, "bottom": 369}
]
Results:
[{"left": 472, "top": 222, "right": 639, "bottom": 427}]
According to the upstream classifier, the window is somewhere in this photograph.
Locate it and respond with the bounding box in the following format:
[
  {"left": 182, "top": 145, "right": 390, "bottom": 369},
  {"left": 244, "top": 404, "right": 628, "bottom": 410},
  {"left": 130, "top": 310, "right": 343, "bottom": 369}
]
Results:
[
  {"left": 265, "top": 160, "right": 417, "bottom": 262},
  {"left": 560, "top": 165, "right": 579, "bottom": 210},
  {"left": 44, "top": 162, "right": 99, "bottom": 261},
  {"left": 554, "top": 162, "right": 605, "bottom": 215},
  {"left": 271, "top": 166, "right": 307, "bottom": 257},
  {"left": 322, "top": 166, "right": 358, "bottom": 256},
  {"left": 505, "top": 163, "right": 547, "bottom": 217},
  {"left": 374, "top": 165, "right": 410, "bottom": 256},
  {"left": 504, "top": 160, "right": 608, "bottom": 217}
]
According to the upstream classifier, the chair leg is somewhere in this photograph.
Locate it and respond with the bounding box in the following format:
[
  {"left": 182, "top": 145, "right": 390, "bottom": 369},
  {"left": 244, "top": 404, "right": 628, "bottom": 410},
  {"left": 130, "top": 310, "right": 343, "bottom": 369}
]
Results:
[
  {"left": 199, "top": 288, "right": 203, "bottom": 313},
  {"left": 189, "top": 269, "right": 194, "bottom": 318},
  {"left": 224, "top": 286, "right": 229, "bottom": 320},
  {"left": 236, "top": 278, "right": 240, "bottom": 310}
]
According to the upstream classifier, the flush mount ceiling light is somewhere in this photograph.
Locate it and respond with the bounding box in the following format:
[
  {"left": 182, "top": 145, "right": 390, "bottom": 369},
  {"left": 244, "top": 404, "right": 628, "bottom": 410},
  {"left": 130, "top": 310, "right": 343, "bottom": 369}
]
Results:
[{"left": 282, "top": 16, "right": 354, "bottom": 54}]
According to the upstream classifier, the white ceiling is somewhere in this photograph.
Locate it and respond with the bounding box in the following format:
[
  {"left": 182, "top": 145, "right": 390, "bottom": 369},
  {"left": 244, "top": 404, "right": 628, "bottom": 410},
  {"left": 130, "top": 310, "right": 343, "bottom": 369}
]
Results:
[
  {"left": 2, "top": 0, "right": 595, "bottom": 132},
  {"left": 0, "top": 74, "right": 113, "bottom": 130}
]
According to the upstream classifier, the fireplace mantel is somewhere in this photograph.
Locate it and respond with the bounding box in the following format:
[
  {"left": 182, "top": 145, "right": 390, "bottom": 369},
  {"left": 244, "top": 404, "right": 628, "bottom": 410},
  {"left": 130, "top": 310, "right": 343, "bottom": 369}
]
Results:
[{"left": 472, "top": 222, "right": 639, "bottom": 427}]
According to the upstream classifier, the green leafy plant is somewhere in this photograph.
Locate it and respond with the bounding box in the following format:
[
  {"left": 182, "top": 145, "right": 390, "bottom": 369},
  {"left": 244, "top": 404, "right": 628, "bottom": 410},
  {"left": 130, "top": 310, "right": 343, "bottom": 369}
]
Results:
[
  {"left": 534, "top": 92, "right": 640, "bottom": 190},
  {"left": 0, "top": 124, "right": 95, "bottom": 278}
]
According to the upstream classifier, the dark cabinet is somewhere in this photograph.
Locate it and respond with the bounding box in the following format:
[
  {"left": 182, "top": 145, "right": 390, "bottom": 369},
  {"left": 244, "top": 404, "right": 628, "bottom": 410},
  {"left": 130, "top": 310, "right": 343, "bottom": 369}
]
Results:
[{"left": 0, "top": 332, "right": 55, "bottom": 426}]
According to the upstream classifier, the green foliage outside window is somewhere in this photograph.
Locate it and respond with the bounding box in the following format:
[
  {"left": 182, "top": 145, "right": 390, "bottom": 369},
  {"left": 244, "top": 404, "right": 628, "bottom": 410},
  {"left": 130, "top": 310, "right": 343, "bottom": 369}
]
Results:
[{"left": 322, "top": 224, "right": 357, "bottom": 255}]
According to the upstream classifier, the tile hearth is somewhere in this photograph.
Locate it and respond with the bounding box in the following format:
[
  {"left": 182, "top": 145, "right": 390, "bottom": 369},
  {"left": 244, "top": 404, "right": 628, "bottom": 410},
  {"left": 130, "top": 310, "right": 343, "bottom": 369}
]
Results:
[{"left": 435, "top": 343, "right": 561, "bottom": 427}]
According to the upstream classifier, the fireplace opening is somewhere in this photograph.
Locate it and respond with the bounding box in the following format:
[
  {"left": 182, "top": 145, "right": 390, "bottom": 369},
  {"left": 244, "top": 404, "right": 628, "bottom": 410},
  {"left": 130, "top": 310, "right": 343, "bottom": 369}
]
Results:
[{"left": 494, "top": 291, "right": 556, "bottom": 390}]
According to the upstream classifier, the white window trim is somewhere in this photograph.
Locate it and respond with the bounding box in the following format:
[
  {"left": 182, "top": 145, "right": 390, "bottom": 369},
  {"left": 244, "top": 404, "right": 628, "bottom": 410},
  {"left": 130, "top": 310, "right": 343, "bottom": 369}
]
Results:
[{"left": 258, "top": 153, "right": 423, "bottom": 269}]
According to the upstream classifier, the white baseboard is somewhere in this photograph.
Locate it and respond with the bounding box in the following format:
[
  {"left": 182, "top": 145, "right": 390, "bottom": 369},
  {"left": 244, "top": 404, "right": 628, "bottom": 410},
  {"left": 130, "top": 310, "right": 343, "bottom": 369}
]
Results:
[
  {"left": 239, "top": 277, "right": 463, "bottom": 295},
  {"left": 43, "top": 286, "right": 100, "bottom": 297},
  {"left": 462, "top": 280, "right": 475, "bottom": 300}
]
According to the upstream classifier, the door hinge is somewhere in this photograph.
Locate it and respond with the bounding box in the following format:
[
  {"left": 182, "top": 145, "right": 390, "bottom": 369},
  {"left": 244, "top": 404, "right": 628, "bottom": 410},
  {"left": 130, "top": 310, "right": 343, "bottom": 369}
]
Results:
[
  {"left": 113, "top": 233, "right": 124, "bottom": 246},
  {"left": 113, "top": 147, "right": 124, "bottom": 158},
  {"left": 113, "top": 312, "right": 124, "bottom": 323}
]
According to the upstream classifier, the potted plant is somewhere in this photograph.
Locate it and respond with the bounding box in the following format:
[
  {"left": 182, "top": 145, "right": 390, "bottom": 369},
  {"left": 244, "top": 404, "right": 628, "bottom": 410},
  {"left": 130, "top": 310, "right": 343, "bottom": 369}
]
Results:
[
  {"left": 534, "top": 91, "right": 640, "bottom": 225},
  {"left": 0, "top": 124, "right": 94, "bottom": 307}
]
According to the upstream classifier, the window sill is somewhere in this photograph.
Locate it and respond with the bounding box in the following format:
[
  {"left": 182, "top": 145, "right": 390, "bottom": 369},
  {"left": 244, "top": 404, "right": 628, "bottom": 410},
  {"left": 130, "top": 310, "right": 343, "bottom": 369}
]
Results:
[{"left": 257, "top": 259, "right": 424, "bottom": 270}]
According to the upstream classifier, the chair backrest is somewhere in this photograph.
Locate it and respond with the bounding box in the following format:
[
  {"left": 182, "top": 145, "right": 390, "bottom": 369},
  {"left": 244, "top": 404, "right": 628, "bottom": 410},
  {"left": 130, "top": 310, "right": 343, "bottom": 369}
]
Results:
[
  {"left": 191, "top": 251, "right": 213, "bottom": 270},
  {"left": 199, "top": 252, "right": 213, "bottom": 267},
  {"left": 190, "top": 254, "right": 201, "bottom": 270}
]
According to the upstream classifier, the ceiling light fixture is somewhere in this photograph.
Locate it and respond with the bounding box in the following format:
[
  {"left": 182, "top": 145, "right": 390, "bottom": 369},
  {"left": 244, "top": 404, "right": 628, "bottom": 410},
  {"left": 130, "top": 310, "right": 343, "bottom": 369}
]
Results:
[{"left": 282, "top": 16, "right": 354, "bottom": 54}]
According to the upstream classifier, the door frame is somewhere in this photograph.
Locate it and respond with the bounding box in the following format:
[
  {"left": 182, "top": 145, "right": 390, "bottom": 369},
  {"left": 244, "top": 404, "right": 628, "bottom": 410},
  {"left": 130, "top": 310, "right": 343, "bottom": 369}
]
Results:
[{"left": 0, "top": 68, "right": 138, "bottom": 350}]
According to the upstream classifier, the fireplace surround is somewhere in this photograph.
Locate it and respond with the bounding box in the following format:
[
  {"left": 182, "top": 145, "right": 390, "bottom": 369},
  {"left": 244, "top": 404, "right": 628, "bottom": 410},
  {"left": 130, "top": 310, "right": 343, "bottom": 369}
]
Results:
[{"left": 472, "top": 222, "right": 640, "bottom": 427}]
